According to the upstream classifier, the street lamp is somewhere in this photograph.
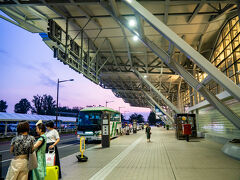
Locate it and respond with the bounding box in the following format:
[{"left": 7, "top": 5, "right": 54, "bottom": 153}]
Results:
[
  {"left": 56, "top": 78, "right": 74, "bottom": 128},
  {"left": 105, "top": 100, "right": 114, "bottom": 107},
  {"left": 118, "top": 107, "right": 125, "bottom": 112}
]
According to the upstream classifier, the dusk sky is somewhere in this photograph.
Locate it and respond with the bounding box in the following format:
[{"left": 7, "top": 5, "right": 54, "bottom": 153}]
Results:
[{"left": 0, "top": 13, "right": 151, "bottom": 120}]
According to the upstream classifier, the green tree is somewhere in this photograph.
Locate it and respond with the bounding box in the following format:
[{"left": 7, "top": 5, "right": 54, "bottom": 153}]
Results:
[
  {"left": 32, "top": 94, "right": 56, "bottom": 115},
  {"left": 58, "top": 106, "right": 83, "bottom": 117},
  {"left": 42, "top": 94, "right": 56, "bottom": 115},
  {"left": 121, "top": 114, "right": 126, "bottom": 121},
  {"left": 129, "top": 113, "right": 138, "bottom": 123},
  {"left": 14, "top": 98, "right": 31, "bottom": 114},
  {"left": 129, "top": 113, "right": 144, "bottom": 123},
  {"left": 147, "top": 111, "right": 156, "bottom": 125},
  {"left": 0, "top": 100, "right": 8, "bottom": 112},
  {"left": 137, "top": 114, "right": 144, "bottom": 123},
  {"left": 32, "top": 95, "right": 44, "bottom": 114}
]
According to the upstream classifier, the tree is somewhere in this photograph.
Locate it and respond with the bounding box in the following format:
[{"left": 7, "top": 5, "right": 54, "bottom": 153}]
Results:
[
  {"left": 147, "top": 111, "right": 156, "bottom": 125},
  {"left": 121, "top": 114, "right": 126, "bottom": 121},
  {"left": 129, "top": 113, "right": 144, "bottom": 123},
  {"left": 32, "top": 94, "right": 56, "bottom": 115},
  {"left": 42, "top": 94, "right": 56, "bottom": 115},
  {"left": 14, "top": 98, "right": 31, "bottom": 114},
  {"left": 137, "top": 114, "right": 144, "bottom": 123},
  {"left": 0, "top": 100, "right": 8, "bottom": 112},
  {"left": 58, "top": 106, "right": 83, "bottom": 117},
  {"left": 129, "top": 113, "right": 138, "bottom": 123},
  {"left": 32, "top": 95, "right": 44, "bottom": 114}
]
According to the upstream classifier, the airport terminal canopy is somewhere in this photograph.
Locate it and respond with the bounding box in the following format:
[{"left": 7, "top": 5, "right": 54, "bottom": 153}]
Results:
[{"left": 0, "top": 0, "right": 240, "bottom": 127}]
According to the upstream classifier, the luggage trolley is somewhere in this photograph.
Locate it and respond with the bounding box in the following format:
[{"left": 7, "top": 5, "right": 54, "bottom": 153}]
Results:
[{"left": 175, "top": 113, "right": 197, "bottom": 140}]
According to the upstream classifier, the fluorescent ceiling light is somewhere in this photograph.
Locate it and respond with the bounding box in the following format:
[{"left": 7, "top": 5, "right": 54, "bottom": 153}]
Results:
[
  {"left": 126, "top": 0, "right": 133, "bottom": 3},
  {"left": 133, "top": 35, "right": 138, "bottom": 41},
  {"left": 129, "top": 19, "right": 136, "bottom": 27}
]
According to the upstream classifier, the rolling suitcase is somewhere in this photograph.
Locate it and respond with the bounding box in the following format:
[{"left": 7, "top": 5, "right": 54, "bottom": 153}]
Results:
[{"left": 45, "top": 166, "right": 59, "bottom": 180}]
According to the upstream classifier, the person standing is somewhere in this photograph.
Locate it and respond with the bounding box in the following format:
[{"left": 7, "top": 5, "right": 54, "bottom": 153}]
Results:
[
  {"left": 6, "top": 121, "right": 35, "bottom": 180},
  {"left": 32, "top": 123, "right": 47, "bottom": 180},
  {"left": 45, "top": 121, "right": 61, "bottom": 179},
  {"left": 145, "top": 123, "right": 151, "bottom": 142}
]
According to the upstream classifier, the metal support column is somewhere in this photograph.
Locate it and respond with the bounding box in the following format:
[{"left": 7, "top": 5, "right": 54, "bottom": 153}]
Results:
[
  {"left": 134, "top": 69, "right": 180, "bottom": 114},
  {"left": 143, "top": 91, "right": 174, "bottom": 123}
]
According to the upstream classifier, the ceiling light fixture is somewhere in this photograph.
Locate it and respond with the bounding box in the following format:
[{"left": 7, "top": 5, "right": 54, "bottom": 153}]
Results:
[
  {"left": 133, "top": 35, "right": 138, "bottom": 41},
  {"left": 129, "top": 19, "right": 136, "bottom": 27}
]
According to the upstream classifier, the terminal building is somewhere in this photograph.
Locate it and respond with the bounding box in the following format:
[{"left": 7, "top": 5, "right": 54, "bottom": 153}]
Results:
[{"left": 0, "top": 0, "right": 240, "bottom": 179}]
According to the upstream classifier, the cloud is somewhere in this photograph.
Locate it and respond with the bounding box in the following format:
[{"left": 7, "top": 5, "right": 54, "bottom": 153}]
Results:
[
  {"left": 39, "top": 74, "right": 56, "bottom": 87},
  {"left": 19, "top": 63, "right": 39, "bottom": 72},
  {"left": 0, "top": 49, "right": 8, "bottom": 55}
]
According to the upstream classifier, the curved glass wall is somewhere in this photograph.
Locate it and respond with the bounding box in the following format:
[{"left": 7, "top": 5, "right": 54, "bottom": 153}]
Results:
[{"left": 210, "top": 16, "right": 240, "bottom": 86}]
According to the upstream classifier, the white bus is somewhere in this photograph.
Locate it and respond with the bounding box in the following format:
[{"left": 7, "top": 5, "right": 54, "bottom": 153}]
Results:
[{"left": 76, "top": 107, "right": 121, "bottom": 142}]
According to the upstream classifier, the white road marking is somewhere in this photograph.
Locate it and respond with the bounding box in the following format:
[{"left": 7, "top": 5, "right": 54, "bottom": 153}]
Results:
[
  {"left": 1, "top": 158, "right": 11, "bottom": 163},
  {"left": 58, "top": 143, "right": 78, "bottom": 149},
  {"left": 0, "top": 149, "right": 9, "bottom": 153},
  {"left": 89, "top": 136, "right": 143, "bottom": 180}
]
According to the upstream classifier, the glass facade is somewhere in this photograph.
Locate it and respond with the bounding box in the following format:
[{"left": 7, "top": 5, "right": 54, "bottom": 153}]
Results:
[
  {"left": 182, "top": 16, "right": 240, "bottom": 108},
  {"left": 210, "top": 16, "right": 240, "bottom": 86}
]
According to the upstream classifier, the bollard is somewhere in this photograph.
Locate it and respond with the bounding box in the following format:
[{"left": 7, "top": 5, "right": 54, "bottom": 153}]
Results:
[{"left": 76, "top": 136, "right": 88, "bottom": 162}]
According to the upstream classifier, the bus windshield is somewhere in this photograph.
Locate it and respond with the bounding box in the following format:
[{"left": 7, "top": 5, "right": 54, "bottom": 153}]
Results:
[{"left": 78, "top": 111, "right": 102, "bottom": 131}]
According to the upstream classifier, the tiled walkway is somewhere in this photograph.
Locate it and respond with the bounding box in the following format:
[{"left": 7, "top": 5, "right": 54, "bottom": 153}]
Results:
[{"left": 61, "top": 127, "right": 240, "bottom": 180}]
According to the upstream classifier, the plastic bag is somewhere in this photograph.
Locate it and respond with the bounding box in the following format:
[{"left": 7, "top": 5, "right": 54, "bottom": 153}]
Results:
[{"left": 46, "top": 148, "right": 55, "bottom": 166}]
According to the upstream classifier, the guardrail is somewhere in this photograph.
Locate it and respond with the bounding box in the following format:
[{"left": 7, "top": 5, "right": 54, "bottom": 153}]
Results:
[{"left": 0, "top": 128, "right": 76, "bottom": 140}]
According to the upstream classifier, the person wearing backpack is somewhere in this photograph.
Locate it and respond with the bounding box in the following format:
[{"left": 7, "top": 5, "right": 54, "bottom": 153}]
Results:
[{"left": 32, "top": 123, "right": 47, "bottom": 180}]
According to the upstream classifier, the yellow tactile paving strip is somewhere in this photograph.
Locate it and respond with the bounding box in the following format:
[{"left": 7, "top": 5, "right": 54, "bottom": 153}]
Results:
[{"left": 61, "top": 128, "right": 240, "bottom": 180}]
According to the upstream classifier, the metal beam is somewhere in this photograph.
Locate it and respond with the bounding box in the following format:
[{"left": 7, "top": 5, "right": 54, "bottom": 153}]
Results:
[
  {"left": 69, "top": 0, "right": 102, "bottom": 30},
  {"left": 164, "top": 0, "right": 169, "bottom": 24},
  {"left": 134, "top": 70, "right": 180, "bottom": 114},
  {"left": 0, "top": 8, "right": 44, "bottom": 32},
  {"left": 0, "top": 0, "right": 236, "bottom": 7},
  {"left": 188, "top": 0, "right": 205, "bottom": 24},
  {"left": 143, "top": 91, "right": 174, "bottom": 123},
  {"left": 122, "top": 0, "right": 240, "bottom": 102},
  {"left": 238, "top": 1, "right": 240, "bottom": 24},
  {"left": 209, "top": 4, "right": 236, "bottom": 22},
  {"left": 107, "top": 38, "right": 120, "bottom": 71},
  {"left": 101, "top": 1, "right": 240, "bottom": 129}
]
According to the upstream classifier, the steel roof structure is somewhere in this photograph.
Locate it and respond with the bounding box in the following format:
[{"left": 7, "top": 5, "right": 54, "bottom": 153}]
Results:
[{"left": 1, "top": 0, "right": 240, "bottom": 127}]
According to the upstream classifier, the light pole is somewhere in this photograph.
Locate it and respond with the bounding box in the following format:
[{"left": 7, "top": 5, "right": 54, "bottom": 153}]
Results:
[
  {"left": 56, "top": 78, "right": 74, "bottom": 128},
  {"left": 118, "top": 107, "right": 125, "bottom": 112},
  {"left": 105, "top": 100, "right": 114, "bottom": 107}
]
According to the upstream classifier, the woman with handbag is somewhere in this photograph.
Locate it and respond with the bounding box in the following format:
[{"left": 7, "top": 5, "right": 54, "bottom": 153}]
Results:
[
  {"left": 32, "top": 123, "right": 47, "bottom": 180},
  {"left": 45, "top": 121, "right": 62, "bottom": 179},
  {"left": 6, "top": 121, "right": 35, "bottom": 180}
]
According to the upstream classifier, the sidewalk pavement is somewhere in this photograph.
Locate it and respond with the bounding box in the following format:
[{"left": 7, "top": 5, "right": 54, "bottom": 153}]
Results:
[{"left": 60, "top": 127, "right": 240, "bottom": 180}]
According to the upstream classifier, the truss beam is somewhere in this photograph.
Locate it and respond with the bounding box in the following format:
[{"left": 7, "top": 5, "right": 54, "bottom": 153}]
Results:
[
  {"left": 101, "top": 0, "right": 240, "bottom": 129},
  {"left": 143, "top": 91, "right": 174, "bottom": 123},
  {"left": 123, "top": 0, "right": 240, "bottom": 102},
  {"left": 135, "top": 70, "right": 180, "bottom": 114}
]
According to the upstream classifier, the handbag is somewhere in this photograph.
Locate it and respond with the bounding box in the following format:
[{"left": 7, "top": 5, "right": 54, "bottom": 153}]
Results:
[
  {"left": 46, "top": 148, "right": 55, "bottom": 166},
  {"left": 28, "top": 150, "right": 38, "bottom": 170}
]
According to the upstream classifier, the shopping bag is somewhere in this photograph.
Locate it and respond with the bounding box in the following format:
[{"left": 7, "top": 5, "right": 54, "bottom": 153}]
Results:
[
  {"left": 28, "top": 151, "right": 38, "bottom": 170},
  {"left": 46, "top": 149, "right": 55, "bottom": 166}
]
